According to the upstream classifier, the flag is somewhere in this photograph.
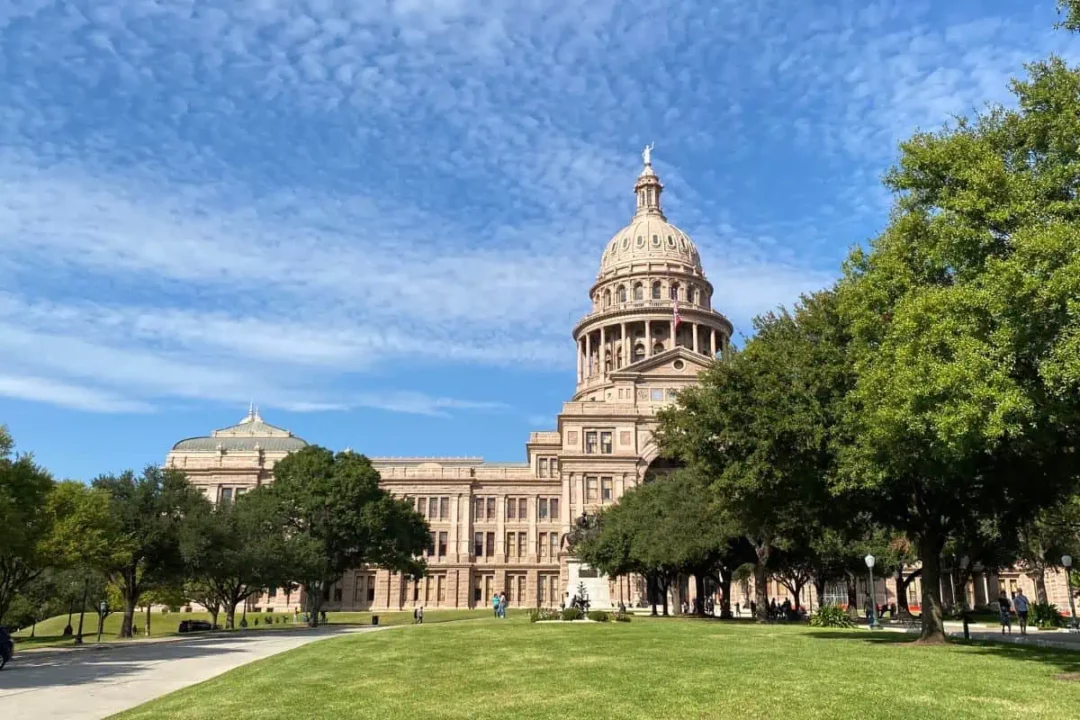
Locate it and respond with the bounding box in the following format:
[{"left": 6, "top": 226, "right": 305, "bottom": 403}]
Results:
[{"left": 673, "top": 298, "right": 682, "bottom": 329}]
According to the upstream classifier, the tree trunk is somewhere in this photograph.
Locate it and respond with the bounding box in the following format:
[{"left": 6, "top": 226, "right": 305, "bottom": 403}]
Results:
[
  {"left": 845, "top": 572, "right": 859, "bottom": 618},
  {"left": 719, "top": 572, "right": 732, "bottom": 619},
  {"left": 694, "top": 572, "right": 706, "bottom": 616},
  {"left": 895, "top": 567, "right": 921, "bottom": 618},
  {"left": 30, "top": 620, "right": 36, "bottom": 638},
  {"left": 753, "top": 549, "right": 769, "bottom": 623},
  {"left": 793, "top": 581, "right": 805, "bottom": 611},
  {"left": 814, "top": 576, "right": 826, "bottom": 609},
  {"left": 145, "top": 603, "right": 151, "bottom": 637},
  {"left": 660, "top": 576, "right": 670, "bottom": 617},
  {"left": 225, "top": 602, "right": 237, "bottom": 630},
  {"left": 120, "top": 592, "right": 138, "bottom": 639},
  {"left": 917, "top": 531, "right": 947, "bottom": 643},
  {"left": 209, "top": 604, "right": 220, "bottom": 629},
  {"left": 1033, "top": 567, "right": 1048, "bottom": 603}
]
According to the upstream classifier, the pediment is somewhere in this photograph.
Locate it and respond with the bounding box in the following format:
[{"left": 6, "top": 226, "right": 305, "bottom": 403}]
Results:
[{"left": 610, "top": 346, "right": 715, "bottom": 379}]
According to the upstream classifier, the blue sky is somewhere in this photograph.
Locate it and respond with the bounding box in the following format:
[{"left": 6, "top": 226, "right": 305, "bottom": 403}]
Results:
[{"left": 1, "top": 0, "right": 1077, "bottom": 481}]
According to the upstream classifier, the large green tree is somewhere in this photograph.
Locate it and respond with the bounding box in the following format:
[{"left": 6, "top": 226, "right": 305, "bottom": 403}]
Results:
[
  {"left": 92, "top": 467, "right": 209, "bottom": 638},
  {"left": 182, "top": 489, "right": 291, "bottom": 629},
  {"left": 0, "top": 426, "right": 56, "bottom": 622},
  {"left": 1058, "top": 0, "right": 1080, "bottom": 30},
  {"left": 657, "top": 289, "right": 853, "bottom": 622},
  {"left": 836, "top": 28, "right": 1080, "bottom": 639},
  {"left": 267, "top": 447, "right": 429, "bottom": 626}
]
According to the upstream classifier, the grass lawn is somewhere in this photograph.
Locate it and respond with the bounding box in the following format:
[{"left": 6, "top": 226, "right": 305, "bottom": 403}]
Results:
[
  {"left": 114, "top": 617, "right": 1080, "bottom": 720},
  {"left": 14, "top": 608, "right": 492, "bottom": 649}
]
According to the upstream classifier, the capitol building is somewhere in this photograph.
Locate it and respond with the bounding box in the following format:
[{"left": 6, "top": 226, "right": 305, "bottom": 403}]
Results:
[
  {"left": 164, "top": 153, "right": 1073, "bottom": 615},
  {"left": 166, "top": 152, "right": 732, "bottom": 612}
]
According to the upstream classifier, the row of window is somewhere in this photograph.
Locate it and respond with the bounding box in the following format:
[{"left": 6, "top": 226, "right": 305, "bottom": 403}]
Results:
[
  {"left": 584, "top": 430, "right": 614, "bottom": 454},
  {"left": 471, "top": 531, "right": 564, "bottom": 559},
  {"left": 216, "top": 486, "right": 250, "bottom": 504},
  {"left": 405, "top": 573, "right": 447, "bottom": 603},
  {"left": 584, "top": 476, "right": 614, "bottom": 504},
  {"left": 411, "top": 496, "right": 450, "bottom": 520},
  {"left": 472, "top": 573, "right": 560, "bottom": 605},
  {"left": 473, "top": 496, "right": 561, "bottom": 522},
  {"left": 426, "top": 531, "right": 449, "bottom": 558},
  {"left": 537, "top": 456, "right": 558, "bottom": 478},
  {"left": 597, "top": 281, "right": 707, "bottom": 308}
]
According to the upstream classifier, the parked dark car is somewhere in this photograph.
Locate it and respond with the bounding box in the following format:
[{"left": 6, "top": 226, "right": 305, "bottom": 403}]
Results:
[{"left": 177, "top": 620, "right": 213, "bottom": 633}]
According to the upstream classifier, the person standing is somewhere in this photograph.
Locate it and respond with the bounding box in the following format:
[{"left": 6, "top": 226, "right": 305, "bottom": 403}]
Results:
[
  {"left": 491, "top": 593, "right": 500, "bottom": 618},
  {"left": 735, "top": 602, "right": 741, "bottom": 617},
  {"left": 498, "top": 592, "right": 507, "bottom": 619},
  {"left": 997, "top": 591, "right": 1012, "bottom": 635},
  {"left": 413, "top": 607, "right": 419, "bottom": 625},
  {"left": 1014, "top": 589, "right": 1030, "bottom": 635},
  {"left": 863, "top": 594, "right": 876, "bottom": 629}
]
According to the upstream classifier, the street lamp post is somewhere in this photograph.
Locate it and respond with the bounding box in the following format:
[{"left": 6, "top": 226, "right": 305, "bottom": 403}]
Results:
[
  {"left": 865, "top": 554, "right": 876, "bottom": 627},
  {"left": 1064, "top": 555, "right": 1077, "bottom": 632}
]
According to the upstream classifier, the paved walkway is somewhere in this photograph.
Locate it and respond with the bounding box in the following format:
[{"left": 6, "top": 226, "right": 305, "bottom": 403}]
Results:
[
  {"left": 0, "top": 625, "right": 385, "bottom": 719},
  {"left": 870, "top": 621, "right": 1080, "bottom": 651}
]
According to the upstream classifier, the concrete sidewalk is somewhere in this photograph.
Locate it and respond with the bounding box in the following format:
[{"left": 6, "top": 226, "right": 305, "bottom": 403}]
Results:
[
  {"left": 868, "top": 622, "right": 1080, "bottom": 651},
  {"left": 0, "top": 624, "right": 389, "bottom": 719}
]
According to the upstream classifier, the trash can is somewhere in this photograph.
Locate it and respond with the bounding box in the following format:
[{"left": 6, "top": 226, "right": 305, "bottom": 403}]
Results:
[{"left": 371, "top": 615, "right": 379, "bottom": 626}]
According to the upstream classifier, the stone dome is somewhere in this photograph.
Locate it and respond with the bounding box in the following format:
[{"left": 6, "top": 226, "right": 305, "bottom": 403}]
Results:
[{"left": 598, "top": 162, "right": 702, "bottom": 278}]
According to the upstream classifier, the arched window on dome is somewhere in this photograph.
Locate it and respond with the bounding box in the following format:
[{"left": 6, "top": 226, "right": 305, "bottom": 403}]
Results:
[
  {"left": 690, "top": 286, "right": 699, "bottom": 305},
  {"left": 653, "top": 341, "right": 665, "bottom": 355},
  {"left": 633, "top": 343, "right": 646, "bottom": 363},
  {"left": 617, "top": 285, "right": 627, "bottom": 303},
  {"left": 603, "top": 289, "right": 611, "bottom": 308},
  {"left": 633, "top": 283, "right": 643, "bottom": 301},
  {"left": 616, "top": 345, "right": 624, "bottom": 369},
  {"left": 669, "top": 283, "right": 680, "bottom": 301},
  {"left": 651, "top": 281, "right": 661, "bottom": 300}
]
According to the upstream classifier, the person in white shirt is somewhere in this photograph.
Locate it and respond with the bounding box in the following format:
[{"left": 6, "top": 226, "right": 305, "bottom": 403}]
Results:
[{"left": 1013, "top": 589, "right": 1030, "bottom": 635}]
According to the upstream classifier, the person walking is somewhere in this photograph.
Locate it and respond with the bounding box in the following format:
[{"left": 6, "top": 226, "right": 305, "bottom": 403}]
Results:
[
  {"left": 863, "top": 594, "right": 876, "bottom": 629},
  {"left": 498, "top": 592, "right": 508, "bottom": 618},
  {"left": 417, "top": 606, "right": 424, "bottom": 625},
  {"left": 491, "top": 593, "right": 500, "bottom": 618},
  {"left": 998, "top": 591, "right": 1013, "bottom": 635},
  {"left": 735, "top": 602, "right": 740, "bottom": 617},
  {"left": 1014, "top": 589, "right": 1030, "bottom": 635},
  {"left": 413, "top": 607, "right": 419, "bottom": 624}
]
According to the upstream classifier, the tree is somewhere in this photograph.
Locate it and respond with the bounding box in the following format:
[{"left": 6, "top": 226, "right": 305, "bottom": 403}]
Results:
[
  {"left": 183, "top": 579, "right": 222, "bottom": 628},
  {"left": 92, "top": 467, "right": 209, "bottom": 638},
  {"left": 182, "top": 490, "right": 291, "bottom": 629},
  {"left": 0, "top": 426, "right": 56, "bottom": 622},
  {"left": 1058, "top": 0, "right": 1080, "bottom": 31},
  {"left": 267, "top": 447, "right": 429, "bottom": 626},
  {"left": 835, "top": 43, "right": 1080, "bottom": 641},
  {"left": 657, "top": 289, "right": 854, "bottom": 623}
]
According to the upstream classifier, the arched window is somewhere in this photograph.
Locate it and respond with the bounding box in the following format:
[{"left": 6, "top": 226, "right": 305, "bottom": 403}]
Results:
[
  {"left": 653, "top": 341, "right": 665, "bottom": 355},
  {"left": 651, "top": 281, "right": 662, "bottom": 300},
  {"left": 616, "top": 346, "right": 624, "bottom": 369},
  {"left": 617, "top": 285, "right": 627, "bottom": 303},
  {"left": 603, "top": 289, "right": 611, "bottom": 308},
  {"left": 633, "top": 283, "right": 643, "bottom": 301},
  {"left": 669, "top": 283, "right": 680, "bottom": 301},
  {"left": 691, "top": 287, "right": 699, "bottom": 305},
  {"left": 633, "top": 343, "right": 646, "bottom": 362}
]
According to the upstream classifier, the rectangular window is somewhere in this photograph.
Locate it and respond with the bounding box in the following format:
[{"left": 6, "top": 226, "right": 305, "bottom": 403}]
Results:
[
  {"left": 550, "top": 498, "right": 559, "bottom": 520},
  {"left": 538, "top": 574, "right": 547, "bottom": 605},
  {"left": 539, "top": 458, "right": 548, "bottom": 478},
  {"left": 539, "top": 533, "right": 548, "bottom": 558},
  {"left": 474, "top": 575, "right": 483, "bottom": 604},
  {"left": 550, "top": 532, "right": 558, "bottom": 560},
  {"left": 585, "top": 431, "right": 598, "bottom": 454},
  {"left": 354, "top": 576, "right": 365, "bottom": 603},
  {"left": 601, "top": 477, "right": 613, "bottom": 502},
  {"left": 518, "top": 575, "right": 526, "bottom": 605},
  {"left": 485, "top": 532, "right": 495, "bottom": 557},
  {"left": 507, "top": 532, "right": 516, "bottom": 558},
  {"left": 427, "top": 533, "right": 435, "bottom": 556},
  {"left": 486, "top": 497, "right": 495, "bottom": 520},
  {"left": 440, "top": 497, "right": 449, "bottom": 520},
  {"left": 549, "top": 575, "right": 559, "bottom": 602},
  {"left": 425, "top": 578, "right": 432, "bottom": 603},
  {"left": 437, "top": 574, "right": 445, "bottom": 602},
  {"left": 518, "top": 498, "right": 527, "bottom": 519},
  {"left": 600, "top": 432, "right": 613, "bottom": 454},
  {"left": 650, "top": 388, "right": 664, "bottom": 402},
  {"left": 507, "top": 498, "right": 517, "bottom": 520},
  {"left": 474, "top": 532, "right": 484, "bottom": 558},
  {"left": 517, "top": 532, "right": 526, "bottom": 558},
  {"left": 367, "top": 576, "right": 376, "bottom": 603},
  {"left": 586, "top": 477, "right": 598, "bottom": 503},
  {"left": 412, "top": 578, "right": 420, "bottom": 602},
  {"left": 550, "top": 458, "right": 558, "bottom": 475},
  {"left": 438, "top": 531, "right": 448, "bottom": 558},
  {"left": 473, "top": 497, "right": 483, "bottom": 521},
  {"left": 220, "top": 487, "right": 233, "bottom": 504},
  {"left": 507, "top": 576, "right": 517, "bottom": 604},
  {"left": 538, "top": 498, "right": 548, "bottom": 520},
  {"left": 430, "top": 497, "right": 440, "bottom": 518}
]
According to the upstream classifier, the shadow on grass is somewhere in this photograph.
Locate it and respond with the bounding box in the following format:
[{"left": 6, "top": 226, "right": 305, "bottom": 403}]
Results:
[{"left": 807, "top": 630, "right": 1080, "bottom": 676}]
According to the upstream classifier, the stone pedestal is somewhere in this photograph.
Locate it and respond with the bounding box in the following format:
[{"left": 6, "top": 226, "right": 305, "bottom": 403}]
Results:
[{"left": 566, "top": 560, "right": 613, "bottom": 610}]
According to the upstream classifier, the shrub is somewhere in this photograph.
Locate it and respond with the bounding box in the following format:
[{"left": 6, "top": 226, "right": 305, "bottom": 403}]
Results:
[
  {"left": 560, "top": 607, "right": 585, "bottom": 621},
  {"left": 1031, "top": 602, "right": 1062, "bottom": 629},
  {"left": 808, "top": 604, "right": 855, "bottom": 628},
  {"left": 527, "top": 608, "right": 562, "bottom": 623},
  {"left": 587, "top": 610, "right": 610, "bottom": 622},
  {"left": 613, "top": 611, "right": 632, "bottom": 622}
]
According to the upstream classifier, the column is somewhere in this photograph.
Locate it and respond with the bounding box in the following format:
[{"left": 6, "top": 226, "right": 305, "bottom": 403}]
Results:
[
  {"left": 585, "top": 332, "right": 592, "bottom": 378},
  {"left": 670, "top": 318, "right": 676, "bottom": 350},
  {"left": 600, "top": 326, "right": 607, "bottom": 376},
  {"left": 692, "top": 323, "right": 699, "bottom": 353},
  {"left": 710, "top": 329, "right": 717, "bottom": 357},
  {"left": 620, "top": 322, "right": 628, "bottom": 368},
  {"left": 645, "top": 320, "right": 652, "bottom": 356},
  {"left": 577, "top": 338, "right": 583, "bottom": 382}
]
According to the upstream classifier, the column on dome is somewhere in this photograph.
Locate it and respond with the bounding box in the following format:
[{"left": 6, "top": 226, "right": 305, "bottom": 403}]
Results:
[
  {"left": 710, "top": 328, "right": 717, "bottom": 357},
  {"left": 620, "top": 322, "right": 628, "bottom": 369},
  {"left": 693, "top": 323, "right": 699, "bottom": 354},
  {"left": 645, "top": 320, "right": 652, "bottom": 357},
  {"left": 585, "top": 332, "right": 592, "bottom": 378},
  {"left": 577, "top": 338, "right": 583, "bottom": 381},
  {"left": 670, "top": 317, "right": 676, "bottom": 351},
  {"left": 600, "top": 326, "right": 607, "bottom": 375}
]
